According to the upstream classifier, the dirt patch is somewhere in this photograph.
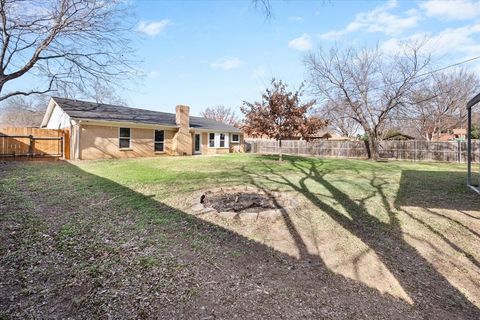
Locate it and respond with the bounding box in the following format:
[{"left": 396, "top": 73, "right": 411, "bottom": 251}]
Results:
[
  {"left": 201, "top": 191, "right": 281, "bottom": 213},
  {"left": 189, "top": 187, "right": 301, "bottom": 220}
]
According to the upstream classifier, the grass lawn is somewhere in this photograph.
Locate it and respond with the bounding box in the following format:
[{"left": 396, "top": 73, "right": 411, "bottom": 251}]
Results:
[{"left": 1, "top": 154, "right": 479, "bottom": 319}]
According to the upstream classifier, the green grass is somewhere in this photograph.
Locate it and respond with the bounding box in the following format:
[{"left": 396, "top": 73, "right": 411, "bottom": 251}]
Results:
[
  {"left": 1, "top": 154, "right": 479, "bottom": 318},
  {"left": 73, "top": 153, "right": 473, "bottom": 198}
]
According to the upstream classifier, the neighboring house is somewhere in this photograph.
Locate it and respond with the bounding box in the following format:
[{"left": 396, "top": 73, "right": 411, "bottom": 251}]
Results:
[
  {"left": 41, "top": 97, "right": 243, "bottom": 160},
  {"left": 452, "top": 128, "right": 467, "bottom": 140},
  {"left": 308, "top": 130, "right": 351, "bottom": 141},
  {"left": 384, "top": 132, "right": 415, "bottom": 140},
  {"left": 433, "top": 128, "right": 467, "bottom": 141}
]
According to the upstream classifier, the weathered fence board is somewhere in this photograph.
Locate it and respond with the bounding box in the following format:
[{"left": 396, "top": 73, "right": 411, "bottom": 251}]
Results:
[
  {"left": 246, "top": 139, "right": 480, "bottom": 163},
  {"left": 0, "top": 128, "right": 66, "bottom": 160}
]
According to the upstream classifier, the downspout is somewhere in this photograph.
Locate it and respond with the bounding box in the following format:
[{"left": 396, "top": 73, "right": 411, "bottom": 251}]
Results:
[
  {"left": 69, "top": 119, "right": 75, "bottom": 160},
  {"left": 76, "top": 120, "right": 82, "bottom": 160}
]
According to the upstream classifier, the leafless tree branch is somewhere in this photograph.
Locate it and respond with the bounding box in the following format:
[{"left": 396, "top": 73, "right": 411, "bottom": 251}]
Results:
[
  {"left": 304, "top": 42, "right": 431, "bottom": 159},
  {"left": 0, "top": 0, "right": 137, "bottom": 102}
]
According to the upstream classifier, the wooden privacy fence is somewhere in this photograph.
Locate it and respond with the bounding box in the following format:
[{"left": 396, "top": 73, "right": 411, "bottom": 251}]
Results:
[
  {"left": 246, "top": 139, "right": 480, "bottom": 163},
  {"left": 0, "top": 128, "right": 69, "bottom": 160}
]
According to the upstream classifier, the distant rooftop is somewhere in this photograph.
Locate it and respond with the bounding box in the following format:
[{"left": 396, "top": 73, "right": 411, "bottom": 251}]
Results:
[{"left": 50, "top": 97, "right": 240, "bottom": 132}]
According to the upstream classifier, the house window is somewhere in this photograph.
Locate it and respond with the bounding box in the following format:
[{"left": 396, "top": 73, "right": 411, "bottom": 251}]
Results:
[
  {"left": 154, "top": 130, "right": 164, "bottom": 152},
  {"left": 220, "top": 133, "right": 226, "bottom": 147},
  {"left": 231, "top": 134, "right": 239, "bottom": 143},
  {"left": 119, "top": 128, "right": 131, "bottom": 149},
  {"left": 208, "top": 133, "right": 230, "bottom": 148},
  {"left": 209, "top": 133, "right": 215, "bottom": 147}
]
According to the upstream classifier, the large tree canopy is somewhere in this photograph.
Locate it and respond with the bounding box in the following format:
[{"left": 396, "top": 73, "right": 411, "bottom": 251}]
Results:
[{"left": 0, "top": 0, "right": 135, "bottom": 102}]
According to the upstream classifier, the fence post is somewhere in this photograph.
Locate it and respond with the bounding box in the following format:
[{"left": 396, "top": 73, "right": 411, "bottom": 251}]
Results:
[
  {"left": 457, "top": 140, "right": 461, "bottom": 163},
  {"left": 28, "top": 135, "right": 34, "bottom": 157},
  {"left": 60, "top": 136, "right": 64, "bottom": 159}
]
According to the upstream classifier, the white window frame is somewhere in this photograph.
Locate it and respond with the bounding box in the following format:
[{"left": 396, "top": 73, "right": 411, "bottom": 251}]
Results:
[
  {"left": 219, "top": 133, "right": 226, "bottom": 148},
  {"left": 231, "top": 133, "right": 240, "bottom": 143},
  {"left": 119, "top": 127, "right": 131, "bottom": 150},
  {"left": 208, "top": 132, "right": 230, "bottom": 148},
  {"left": 154, "top": 129, "right": 165, "bottom": 153},
  {"left": 209, "top": 133, "right": 215, "bottom": 148}
]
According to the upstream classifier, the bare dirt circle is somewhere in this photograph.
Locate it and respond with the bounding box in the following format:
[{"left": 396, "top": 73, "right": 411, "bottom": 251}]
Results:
[{"left": 189, "top": 186, "right": 300, "bottom": 220}]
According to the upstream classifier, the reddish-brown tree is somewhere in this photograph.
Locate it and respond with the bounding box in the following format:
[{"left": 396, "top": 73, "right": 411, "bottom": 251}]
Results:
[{"left": 241, "top": 79, "right": 326, "bottom": 161}]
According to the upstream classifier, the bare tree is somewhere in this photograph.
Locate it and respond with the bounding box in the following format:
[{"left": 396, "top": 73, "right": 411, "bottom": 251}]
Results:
[
  {"left": 241, "top": 79, "right": 326, "bottom": 161},
  {"left": 406, "top": 69, "right": 479, "bottom": 140},
  {"left": 0, "top": 0, "right": 136, "bottom": 103},
  {"left": 0, "top": 81, "right": 127, "bottom": 127},
  {"left": 318, "top": 99, "right": 361, "bottom": 137},
  {"left": 0, "top": 95, "right": 47, "bottom": 126},
  {"left": 89, "top": 81, "right": 127, "bottom": 106},
  {"left": 201, "top": 105, "right": 239, "bottom": 126},
  {"left": 305, "top": 43, "right": 430, "bottom": 159},
  {"left": 250, "top": 0, "right": 328, "bottom": 18},
  {"left": 250, "top": 0, "right": 272, "bottom": 18}
]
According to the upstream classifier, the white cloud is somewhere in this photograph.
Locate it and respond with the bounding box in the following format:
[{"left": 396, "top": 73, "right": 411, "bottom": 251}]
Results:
[
  {"left": 137, "top": 20, "right": 170, "bottom": 37},
  {"left": 320, "top": 0, "right": 419, "bottom": 40},
  {"left": 420, "top": 0, "right": 480, "bottom": 20},
  {"left": 288, "top": 34, "right": 313, "bottom": 51},
  {"left": 211, "top": 57, "right": 243, "bottom": 70},
  {"left": 381, "top": 23, "right": 480, "bottom": 57}
]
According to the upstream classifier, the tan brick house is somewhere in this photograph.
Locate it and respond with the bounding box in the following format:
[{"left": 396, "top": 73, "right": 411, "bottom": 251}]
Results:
[{"left": 41, "top": 97, "right": 243, "bottom": 160}]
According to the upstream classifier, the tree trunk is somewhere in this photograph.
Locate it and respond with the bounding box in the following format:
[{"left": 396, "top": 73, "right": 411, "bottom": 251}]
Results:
[
  {"left": 367, "top": 134, "right": 380, "bottom": 160},
  {"left": 278, "top": 139, "right": 283, "bottom": 162}
]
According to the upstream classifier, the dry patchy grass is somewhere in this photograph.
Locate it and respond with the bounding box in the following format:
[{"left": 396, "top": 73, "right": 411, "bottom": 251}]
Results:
[{"left": 1, "top": 154, "right": 479, "bottom": 319}]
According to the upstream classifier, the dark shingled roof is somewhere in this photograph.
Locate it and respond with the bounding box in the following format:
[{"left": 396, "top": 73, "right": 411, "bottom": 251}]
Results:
[{"left": 51, "top": 97, "right": 241, "bottom": 132}]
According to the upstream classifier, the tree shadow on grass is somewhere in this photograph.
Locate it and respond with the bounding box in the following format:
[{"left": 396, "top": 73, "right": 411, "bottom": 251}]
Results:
[
  {"left": 1, "top": 160, "right": 479, "bottom": 319},
  {"left": 395, "top": 170, "right": 480, "bottom": 211},
  {"left": 241, "top": 156, "right": 480, "bottom": 319}
]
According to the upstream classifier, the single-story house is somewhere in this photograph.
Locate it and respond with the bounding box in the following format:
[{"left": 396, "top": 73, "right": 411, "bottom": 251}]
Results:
[
  {"left": 307, "top": 130, "right": 351, "bottom": 141},
  {"left": 433, "top": 128, "right": 467, "bottom": 141},
  {"left": 384, "top": 131, "right": 415, "bottom": 140},
  {"left": 41, "top": 97, "right": 243, "bottom": 160}
]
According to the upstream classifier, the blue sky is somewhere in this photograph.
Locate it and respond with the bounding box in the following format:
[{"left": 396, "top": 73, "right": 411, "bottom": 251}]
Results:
[
  {"left": 7, "top": 0, "right": 480, "bottom": 115},
  {"left": 126, "top": 0, "right": 480, "bottom": 116}
]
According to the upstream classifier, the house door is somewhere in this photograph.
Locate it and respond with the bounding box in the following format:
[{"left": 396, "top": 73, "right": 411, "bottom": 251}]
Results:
[{"left": 194, "top": 134, "right": 201, "bottom": 154}]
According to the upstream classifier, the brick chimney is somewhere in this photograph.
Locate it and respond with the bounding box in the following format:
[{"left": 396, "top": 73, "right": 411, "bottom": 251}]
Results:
[{"left": 173, "top": 105, "right": 192, "bottom": 155}]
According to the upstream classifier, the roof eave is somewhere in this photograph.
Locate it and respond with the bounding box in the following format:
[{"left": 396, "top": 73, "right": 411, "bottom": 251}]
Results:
[
  {"left": 190, "top": 127, "right": 241, "bottom": 133},
  {"left": 75, "top": 118, "right": 180, "bottom": 129}
]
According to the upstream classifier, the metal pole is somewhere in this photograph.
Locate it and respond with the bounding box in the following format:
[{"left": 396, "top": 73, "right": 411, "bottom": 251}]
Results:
[{"left": 467, "top": 107, "right": 472, "bottom": 186}]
